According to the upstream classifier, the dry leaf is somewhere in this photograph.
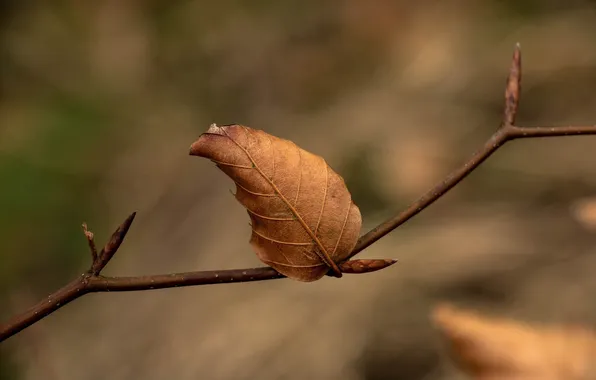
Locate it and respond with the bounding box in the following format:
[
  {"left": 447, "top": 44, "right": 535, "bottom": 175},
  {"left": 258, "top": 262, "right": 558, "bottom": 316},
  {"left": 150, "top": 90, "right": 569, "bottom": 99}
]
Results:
[
  {"left": 432, "top": 303, "right": 596, "bottom": 380},
  {"left": 189, "top": 124, "right": 362, "bottom": 282}
]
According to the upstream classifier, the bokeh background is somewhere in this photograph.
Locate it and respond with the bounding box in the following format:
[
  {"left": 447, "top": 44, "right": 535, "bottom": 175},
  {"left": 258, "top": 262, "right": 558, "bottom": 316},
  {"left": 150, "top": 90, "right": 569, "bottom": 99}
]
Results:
[{"left": 2, "top": 1, "right": 596, "bottom": 379}]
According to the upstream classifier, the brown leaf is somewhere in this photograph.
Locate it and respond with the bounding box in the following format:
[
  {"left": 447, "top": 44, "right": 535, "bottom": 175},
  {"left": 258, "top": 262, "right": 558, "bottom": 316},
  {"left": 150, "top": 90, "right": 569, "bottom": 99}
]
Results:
[
  {"left": 432, "top": 303, "right": 596, "bottom": 380},
  {"left": 189, "top": 124, "right": 362, "bottom": 282}
]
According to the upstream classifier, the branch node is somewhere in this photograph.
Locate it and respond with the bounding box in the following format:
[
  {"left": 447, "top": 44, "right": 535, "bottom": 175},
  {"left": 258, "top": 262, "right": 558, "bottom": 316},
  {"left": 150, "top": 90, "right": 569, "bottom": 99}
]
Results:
[{"left": 90, "top": 212, "right": 137, "bottom": 275}]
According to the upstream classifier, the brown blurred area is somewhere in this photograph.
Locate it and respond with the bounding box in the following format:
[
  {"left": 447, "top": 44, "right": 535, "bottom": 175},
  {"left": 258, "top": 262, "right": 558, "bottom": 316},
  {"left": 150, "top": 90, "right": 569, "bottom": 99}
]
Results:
[{"left": 2, "top": 0, "right": 596, "bottom": 379}]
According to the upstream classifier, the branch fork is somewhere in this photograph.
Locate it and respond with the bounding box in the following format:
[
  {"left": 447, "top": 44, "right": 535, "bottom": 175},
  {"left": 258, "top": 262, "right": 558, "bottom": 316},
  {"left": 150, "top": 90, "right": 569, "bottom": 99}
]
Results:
[
  {"left": 2, "top": 44, "right": 596, "bottom": 343},
  {"left": 88, "top": 212, "right": 136, "bottom": 276}
]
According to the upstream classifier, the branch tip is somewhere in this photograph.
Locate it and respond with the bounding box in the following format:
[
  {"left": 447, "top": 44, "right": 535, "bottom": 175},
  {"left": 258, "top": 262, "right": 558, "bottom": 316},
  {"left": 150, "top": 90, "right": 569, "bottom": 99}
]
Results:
[
  {"left": 81, "top": 222, "right": 98, "bottom": 262},
  {"left": 503, "top": 44, "right": 522, "bottom": 126},
  {"left": 339, "top": 258, "right": 397, "bottom": 275}
]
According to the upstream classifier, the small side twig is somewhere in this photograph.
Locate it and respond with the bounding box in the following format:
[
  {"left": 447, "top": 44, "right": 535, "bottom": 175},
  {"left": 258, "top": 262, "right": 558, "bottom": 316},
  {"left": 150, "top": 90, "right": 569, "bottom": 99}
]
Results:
[
  {"left": 81, "top": 223, "right": 97, "bottom": 263},
  {"left": 503, "top": 42, "right": 521, "bottom": 126},
  {"left": 90, "top": 212, "right": 136, "bottom": 275},
  {"left": 2, "top": 44, "right": 596, "bottom": 343},
  {"left": 1, "top": 214, "right": 138, "bottom": 342}
]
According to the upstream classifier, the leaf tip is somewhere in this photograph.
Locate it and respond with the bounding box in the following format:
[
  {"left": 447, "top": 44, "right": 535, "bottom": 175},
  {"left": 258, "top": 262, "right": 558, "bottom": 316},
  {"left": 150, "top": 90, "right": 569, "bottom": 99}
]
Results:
[
  {"left": 189, "top": 141, "right": 200, "bottom": 156},
  {"left": 189, "top": 123, "right": 226, "bottom": 156}
]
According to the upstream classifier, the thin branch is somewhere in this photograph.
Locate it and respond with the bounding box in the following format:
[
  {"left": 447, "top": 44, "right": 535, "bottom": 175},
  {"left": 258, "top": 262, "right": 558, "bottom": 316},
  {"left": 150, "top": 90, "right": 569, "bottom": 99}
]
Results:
[
  {"left": 508, "top": 124, "right": 596, "bottom": 138},
  {"left": 3, "top": 45, "right": 596, "bottom": 343},
  {"left": 0, "top": 213, "right": 394, "bottom": 343},
  {"left": 81, "top": 223, "right": 97, "bottom": 263},
  {"left": 90, "top": 212, "right": 136, "bottom": 275},
  {"left": 348, "top": 127, "right": 511, "bottom": 257},
  {"left": 503, "top": 43, "right": 521, "bottom": 126},
  {"left": 0, "top": 276, "right": 91, "bottom": 341}
]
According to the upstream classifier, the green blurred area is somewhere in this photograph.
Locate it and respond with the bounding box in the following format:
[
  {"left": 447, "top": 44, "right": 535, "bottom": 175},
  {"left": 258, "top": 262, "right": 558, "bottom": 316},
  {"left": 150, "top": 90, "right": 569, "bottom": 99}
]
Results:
[
  {"left": 0, "top": 95, "right": 105, "bottom": 289},
  {"left": 2, "top": 1, "right": 596, "bottom": 379}
]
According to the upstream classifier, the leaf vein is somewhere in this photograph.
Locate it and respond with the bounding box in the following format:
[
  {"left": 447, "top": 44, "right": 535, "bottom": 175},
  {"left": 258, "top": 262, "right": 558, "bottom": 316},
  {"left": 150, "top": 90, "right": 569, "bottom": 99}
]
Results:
[
  {"left": 261, "top": 259, "right": 326, "bottom": 269},
  {"left": 332, "top": 200, "right": 352, "bottom": 256},
  {"left": 273, "top": 243, "right": 294, "bottom": 265},
  {"left": 246, "top": 207, "right": 294, "bottom": 221},
  {"left": 235, "top": 181, "right": 276, "bottom": 197},
  {"left": 315, "top": 160, "right": 328, "bottom": 235},
  {"left": 294, "top": 142, "right": 302, "bottom": 207},
  {"left": 212, "top": 160, "right": 253, "bottom": 169},
  {"left": 252, "top": 229, "right": 312, "bottom": 246},
  {"left": 268, "top": 134, "right": 275, "bottom": 180}
]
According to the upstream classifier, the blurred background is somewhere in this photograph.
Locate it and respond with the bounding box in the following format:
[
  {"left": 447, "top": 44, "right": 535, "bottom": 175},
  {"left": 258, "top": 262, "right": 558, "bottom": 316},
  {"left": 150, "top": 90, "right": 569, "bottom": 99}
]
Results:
[{"left": 2, "top": 0, "right": 596, "bottom": 379}]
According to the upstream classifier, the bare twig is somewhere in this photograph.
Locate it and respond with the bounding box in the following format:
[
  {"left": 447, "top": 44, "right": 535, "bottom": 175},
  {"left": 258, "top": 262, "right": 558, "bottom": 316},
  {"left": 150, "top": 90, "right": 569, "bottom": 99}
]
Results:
[
  {"left": 90, "top": 212, "right": 136, "bottom": 275},
  {"left": 81, "top": 223, "right": 97, "bottom": 263},
  {"left": 503, "top": 43, "right": 521, "bottom": 126},
  {"left": 2, "top": 45, "right": 596, "bottom": 343}
]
